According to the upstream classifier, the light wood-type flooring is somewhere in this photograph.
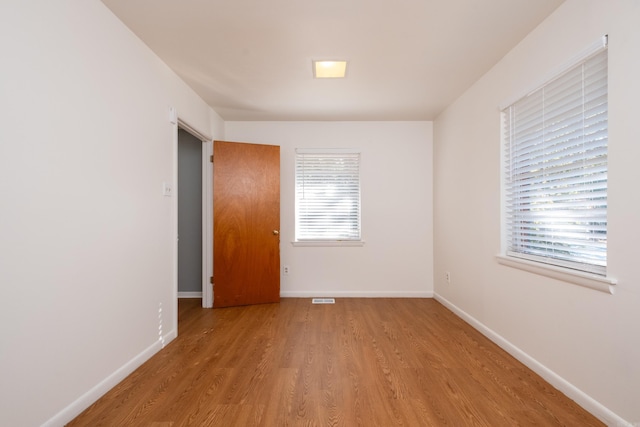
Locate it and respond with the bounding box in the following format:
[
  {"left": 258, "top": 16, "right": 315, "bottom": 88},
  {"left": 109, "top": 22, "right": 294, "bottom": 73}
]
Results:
[{"left": 68, "top": 298, "right": 604, "bottom": 426}]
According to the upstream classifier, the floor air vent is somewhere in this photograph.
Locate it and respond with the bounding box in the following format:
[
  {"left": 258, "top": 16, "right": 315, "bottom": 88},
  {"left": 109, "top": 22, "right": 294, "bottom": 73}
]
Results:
[{"left": 312, "top": 298, "right": 335, "bottom": 304}]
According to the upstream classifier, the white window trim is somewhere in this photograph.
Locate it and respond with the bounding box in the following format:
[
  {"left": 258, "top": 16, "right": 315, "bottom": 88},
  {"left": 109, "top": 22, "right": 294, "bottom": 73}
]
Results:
[
  {"left": 498, "top": 36, "right": 615, "bottom": 293},
  {"left": 292, "top": 240, "right": 365, "bottom": 247},
  {"left": 496, "top": 254, "right": 616, "bottom": 294},
  {"left": 499, "top": 35, "right": 608, "bottom": 110}
]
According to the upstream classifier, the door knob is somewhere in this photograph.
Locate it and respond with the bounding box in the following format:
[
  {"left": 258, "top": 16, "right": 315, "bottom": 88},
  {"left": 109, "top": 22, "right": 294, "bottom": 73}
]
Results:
[{"left": 273, "top": 230, "right": 280, "bottom": 235}]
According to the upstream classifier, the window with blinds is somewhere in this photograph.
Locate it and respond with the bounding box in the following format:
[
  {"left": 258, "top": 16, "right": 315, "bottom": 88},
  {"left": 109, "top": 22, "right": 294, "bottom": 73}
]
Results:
[
  {"left": 295, "top": 149, "right": 361, "bottom": 241},
  {"left": 503, "top": 42, "right": 608, "bottom": 275}
]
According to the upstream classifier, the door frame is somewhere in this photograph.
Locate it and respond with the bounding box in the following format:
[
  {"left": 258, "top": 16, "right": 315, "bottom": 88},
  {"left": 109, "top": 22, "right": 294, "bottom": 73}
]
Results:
[{"left": 172, "top": 114, "right": 214, "bottom": 311}]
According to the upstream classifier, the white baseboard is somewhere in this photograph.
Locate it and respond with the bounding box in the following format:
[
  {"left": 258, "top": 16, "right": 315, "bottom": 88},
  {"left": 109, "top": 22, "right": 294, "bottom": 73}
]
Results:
[
  {"left": 178, "top": 291, "right": 203, "bottom": 298},
  {"left": 280, "top": 290, "right": 434, "bottom": 298},
  {"left": 43, "top": 328, "right": 177, "bottom": 427},
  {"left": 434, "top": 293, "right": 631, "bottom": 427}
]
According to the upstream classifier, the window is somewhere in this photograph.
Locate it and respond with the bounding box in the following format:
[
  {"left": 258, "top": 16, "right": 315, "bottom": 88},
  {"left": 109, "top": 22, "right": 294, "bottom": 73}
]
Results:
[
  {"left": 295, "top": 149, "right": 361, "bottom": 242},
  {"left": 502, "top": 40, "right": 608, "bottom": 276}
]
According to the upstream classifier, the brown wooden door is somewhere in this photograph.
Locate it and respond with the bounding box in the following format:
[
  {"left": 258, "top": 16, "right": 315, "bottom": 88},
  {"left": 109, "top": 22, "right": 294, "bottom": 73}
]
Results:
[{"left": 213, "top": 140, "right": 280, "bottom": 307}]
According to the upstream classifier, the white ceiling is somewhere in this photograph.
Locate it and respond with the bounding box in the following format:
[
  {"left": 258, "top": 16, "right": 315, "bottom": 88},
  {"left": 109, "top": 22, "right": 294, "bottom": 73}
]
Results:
[{"left": 101, "top": 0, "right": 564, "bottom": 121}]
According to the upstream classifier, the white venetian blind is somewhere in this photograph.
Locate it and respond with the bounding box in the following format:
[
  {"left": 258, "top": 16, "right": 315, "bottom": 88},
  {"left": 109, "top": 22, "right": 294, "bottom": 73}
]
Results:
[
  {"left": 295, "top": 149, "right": 361, "bottom": 241},
  {"left": 503, "top": 45, "right": 608, "bottom": 275}
]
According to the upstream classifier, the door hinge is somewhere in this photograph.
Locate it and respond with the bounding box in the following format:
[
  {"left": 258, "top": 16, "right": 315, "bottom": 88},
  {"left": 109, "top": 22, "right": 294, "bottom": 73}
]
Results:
[
  {"left": 210, "top": 276, "right": 214, "bottom": 284},
  {"left": 210, "top": 155, "right": 214, "bottom": 163}
]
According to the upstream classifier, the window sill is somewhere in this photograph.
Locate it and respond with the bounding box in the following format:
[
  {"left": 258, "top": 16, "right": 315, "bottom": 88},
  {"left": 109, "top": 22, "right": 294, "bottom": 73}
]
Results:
[
  {"left": 495, "top": 254, "right": 616, "bottom": 294},
  {"left": 292, "top": 240, "right": 365, "bottom": 247}
]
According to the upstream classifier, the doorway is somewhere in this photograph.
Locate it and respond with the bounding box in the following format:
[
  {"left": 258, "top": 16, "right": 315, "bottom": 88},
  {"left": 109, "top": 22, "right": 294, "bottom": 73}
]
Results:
[
  {"left": 174, "top": 130, "right": 280, "bottom": 310},
  {"left": 175, "top": 123, "right": 213, "bottom": 309}
]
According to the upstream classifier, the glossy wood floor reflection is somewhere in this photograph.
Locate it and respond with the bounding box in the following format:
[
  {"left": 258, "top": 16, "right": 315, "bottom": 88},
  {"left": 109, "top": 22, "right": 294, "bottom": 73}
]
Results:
[{"left": 68, "top": 298, "right": 604, "bottom": 426}]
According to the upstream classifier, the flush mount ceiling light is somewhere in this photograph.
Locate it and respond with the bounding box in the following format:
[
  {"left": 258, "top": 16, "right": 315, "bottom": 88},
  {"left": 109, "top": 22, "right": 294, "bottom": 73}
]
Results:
[{"left": 313, "top": 60, "right": 348, "bottom": 78}]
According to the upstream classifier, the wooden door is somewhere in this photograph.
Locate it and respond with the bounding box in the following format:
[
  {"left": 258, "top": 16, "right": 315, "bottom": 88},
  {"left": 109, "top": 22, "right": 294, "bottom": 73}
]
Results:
[{"left": 213, "top": 140, "right": 280, "bottom": 307}]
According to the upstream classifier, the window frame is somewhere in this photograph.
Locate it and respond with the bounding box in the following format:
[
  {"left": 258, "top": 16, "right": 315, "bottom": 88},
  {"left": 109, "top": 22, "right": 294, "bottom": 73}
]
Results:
[
  {"left": 293, "top": 148, "right": 364, "bottom": 247},
  {"left": 497, "top": 36, "right": 616, "bottom": 293}
]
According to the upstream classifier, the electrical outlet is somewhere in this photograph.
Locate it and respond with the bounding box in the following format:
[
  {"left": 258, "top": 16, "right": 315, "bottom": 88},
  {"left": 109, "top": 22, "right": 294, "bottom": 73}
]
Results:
[
  {"left": 162, "top": 182, "right": 173, "bottom": 197},
  {"left": 283, "top": 265, "right": 290, "bottom": 276},
  {"left": 445, "top": 271, "right": 451, "bottom": 283}
]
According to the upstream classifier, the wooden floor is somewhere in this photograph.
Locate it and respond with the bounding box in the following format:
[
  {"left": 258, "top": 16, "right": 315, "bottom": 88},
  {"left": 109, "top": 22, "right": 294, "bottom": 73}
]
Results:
[{"left": 68, "top": 298, "right": 604, "bottom": 426}]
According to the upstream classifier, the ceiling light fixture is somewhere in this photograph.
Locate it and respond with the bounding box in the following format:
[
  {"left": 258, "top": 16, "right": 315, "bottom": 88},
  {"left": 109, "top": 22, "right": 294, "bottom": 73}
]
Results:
[{"left": 313, "top": 60, "right": 347, "bottom": 78}]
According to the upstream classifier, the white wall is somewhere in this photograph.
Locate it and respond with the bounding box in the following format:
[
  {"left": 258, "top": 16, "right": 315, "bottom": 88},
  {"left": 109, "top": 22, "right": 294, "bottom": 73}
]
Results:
[
  {"left": 225, "top": 121, "right": 434, "bottom": 298},
  {"left": 0, "top": 1, "right": 221, "bottom": 425},
  {"left": 433, "top": 0, "right": 640, "bottom": 424}
]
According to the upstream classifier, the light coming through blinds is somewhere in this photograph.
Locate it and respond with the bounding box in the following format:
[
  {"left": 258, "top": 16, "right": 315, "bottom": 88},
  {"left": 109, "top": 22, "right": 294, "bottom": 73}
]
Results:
[
  {"left": 295, "top": 150, "right": 361, "bottom": 241},
  {"left": 503, "top": 45, "right": 608, "bottom": 275}
]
